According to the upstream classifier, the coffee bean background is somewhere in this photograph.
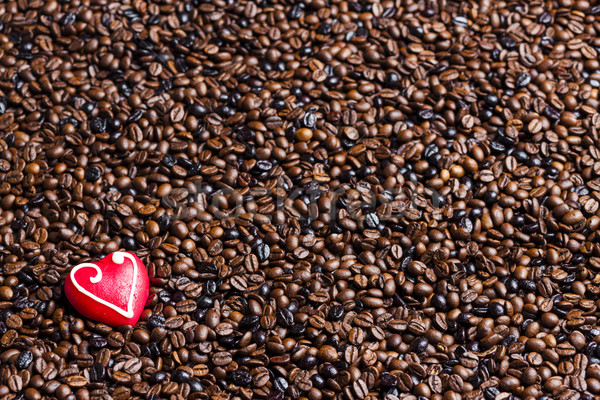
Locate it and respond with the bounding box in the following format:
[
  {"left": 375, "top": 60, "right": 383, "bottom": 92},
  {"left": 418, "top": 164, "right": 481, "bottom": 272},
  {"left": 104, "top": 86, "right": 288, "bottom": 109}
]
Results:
[{"left": 0, "top": 0, "right": 600, "bottom": 399}]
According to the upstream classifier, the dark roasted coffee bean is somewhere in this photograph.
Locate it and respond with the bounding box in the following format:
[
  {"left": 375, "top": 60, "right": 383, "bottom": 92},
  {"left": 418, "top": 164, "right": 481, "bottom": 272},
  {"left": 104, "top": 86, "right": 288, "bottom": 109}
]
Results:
[
  {"left": 273, "top": 377, "right": 289, "bottom": 392},
  {"left": 488, "top": 303, "right": 505, "bottom": 318},
  {"left": 231, "top": 369, "right": 252, "bottom": 386},
  {"left": 197, "top": 296, "right": 213, "bottom": 309},
  {"left": 364, "top": 212, "right": 379, "bottom": 228},
  {"left": 255, "top": 243, "right": 270, "bottom": 262},
  {"left": 162, "top": 154, "right": 177, "bottom": 167},
  {"left": 148, "top": 315, "right": 166, "bottom": 328},
  {"left": 189, "top": 379, "right": 204, "bottom": 392},
  {"left": 431, "top": 294, "right": 448, "bottom": 312},
  {"left": 516, "top": 73, "right": 531, "bottom": 87},
  {"left": 321, "top": 363, "right": 338, "bottom": 378},
  {"left": 90, "top": 117, "right": 106, "bottom": 133},
  {"left": 381, "top": 373, "right": 397, "bottom": 388},
  {"left": 277, "top": 308, "right": 294, "bottom": 327},
  {"left": 15, "top": 350, "right": 33, "bottom": 369},
  {"left": 150, "top": 371, "right": 168, "bottom": 384},
  {"left": 299, "top": 354, "right": 318, "bottom": 370},
  {"left": 328, "top": 305, "right": 344, "bottom": 321},
  {"left": 412, "top": 337, "right": 429, "bottom": 353},
  {"left": 13, "top": 297, "right": 34, "bottom": 310},
  {"left": 90, "top": 364, "right": 106, "bottom": 382},
  {"left": 85, "top": 167, "right": 101, "bottom": 182},
  {"left": 172, "top": 369, "right": 191, "bottom": 383},
  {"left": 252, "top": 330, "right": 267, "bottom": 345},
  {"left": 266, "top": 391, "right": 285, "bottom": 400},
  {"left": 90, "top": 337, "right": 108, "bottom": 348}
]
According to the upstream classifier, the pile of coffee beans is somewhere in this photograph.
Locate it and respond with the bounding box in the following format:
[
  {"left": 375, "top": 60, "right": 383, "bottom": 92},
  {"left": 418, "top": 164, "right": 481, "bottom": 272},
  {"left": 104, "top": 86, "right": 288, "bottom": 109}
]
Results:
[{"left": 1, "top": 0, "right": 600, "bottom": 399}]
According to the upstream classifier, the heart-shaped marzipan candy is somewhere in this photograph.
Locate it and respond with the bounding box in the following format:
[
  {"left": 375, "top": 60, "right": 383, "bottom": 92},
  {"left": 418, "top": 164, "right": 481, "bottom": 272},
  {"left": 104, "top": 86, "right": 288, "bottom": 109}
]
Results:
[{"left": 64, "top": 251, "right": 149, "bottom": 327}]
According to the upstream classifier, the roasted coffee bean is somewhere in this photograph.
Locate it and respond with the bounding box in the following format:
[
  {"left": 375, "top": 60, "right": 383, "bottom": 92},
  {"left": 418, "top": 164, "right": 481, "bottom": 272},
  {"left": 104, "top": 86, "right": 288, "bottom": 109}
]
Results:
[
  {"left": 149, "top": 371, "right": 167, "bottom": 384},
  {"left": 231, "top": 369, "right": 252, "bottom": 386},
  {"left": 255, "top": 243, "right": 270, "bottom": 262},
  {"left": 189, "top": 379, "right": 204, "bottom": 393},
  {"left": 212, "top": 352, "right": 232, "bottom": 366},
  {"left": 276, "top": 308, "right": 294, "bottom": 327},
  {"left": 15, "top": 350, "right": 33, "bottom": 369},
  {"left": 89, "top": 364, "right": 105, "bottom": 382},
  {"left": 412, "top": 337, "right": 429, "bottom": 353},
  {"left": 171, "top": 369, "right": 191, "bottom": 383},
  {"left": 8, "top": 375, "right": 23, "bottom": 392},
  {"left": 273, "top": 377, "right": 289, "bottom": 392},
  {"left": 148, "top": 315, "right": 166, "bottom": 328},
  {"left": 65, "top": 375, "right": 87, "bottom": 388},
  {"left": 89, "top": 337, "right": 108, "bottom": 348}
]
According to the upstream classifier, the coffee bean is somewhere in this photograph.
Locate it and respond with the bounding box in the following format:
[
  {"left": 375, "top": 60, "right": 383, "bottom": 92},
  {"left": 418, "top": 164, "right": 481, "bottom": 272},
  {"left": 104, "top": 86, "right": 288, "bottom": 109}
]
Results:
[
  {"left": 516, "top": 72, "right": 531, "bottom": 87},
  {"left": 150, "top": 371, "right": 167, "bottom": 384},
  {"left": 0, "top": 286, "right": 13, "bottom": 301},
  {"left": 320, "top": 363, "right": 338, "bottom": 379},
  {"left": 189, "top": 379, "right": 204, "bottom": 393},
  {"left": 412, "top": 337, "right": 429, "bottom": 353},
  {"left": 5, "top": 315, "right": 22, "bottom": 329},
  {"left": 212, "top": 352, "right": 232, "bottom": 366},
  {"left": 123, "top": 358, "right": 142, "bottom": 374},
  {"left": 89, "top": 337, "right": 107, "bottom": 348},
  {"left": 111, "top": 371, "right": 131, "bottom": 384},
  {"left": 15, "top": 350, "right": 33, "bottom": 369},
  {"left": 317, "top": 345, "right": 338, "bottom": 362},
  {"left": 148, "top": 315, "right": 166, "bottom": 328},
  {"left": 89, "top": 364, "right": 105, "bottom": 382},
  {"left": 8, "top": 375, "right": 23, "bottom": 392},
  {"left": 231, "top": 369, "right": 252, "bottom": 386},
  {"left": 273, "top": 376, "right": 289, "bottom": 392},
  {"left": 171, "top": 369, "right": 191, "bottom": 383},
  {"left": 276, "top": 307, "right": 294, "bottom": 327},
  {"left": 253, "top": 368, "right": 270, "bottom": 387},
  {"left": 255, "top": 243, "right": 270, "bottom": 262},
  {"left": 65, "top": 376, "right": 87, "bottom": 388},
  {"left": 352, "top": 379, "right": 368, "bottom": 398}
]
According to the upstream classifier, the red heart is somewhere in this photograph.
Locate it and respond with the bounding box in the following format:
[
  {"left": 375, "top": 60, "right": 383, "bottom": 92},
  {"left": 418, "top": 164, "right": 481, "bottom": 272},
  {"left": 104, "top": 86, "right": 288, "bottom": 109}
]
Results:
[{"left": 64, "top": 252, "right": 149, "bottom": 327}]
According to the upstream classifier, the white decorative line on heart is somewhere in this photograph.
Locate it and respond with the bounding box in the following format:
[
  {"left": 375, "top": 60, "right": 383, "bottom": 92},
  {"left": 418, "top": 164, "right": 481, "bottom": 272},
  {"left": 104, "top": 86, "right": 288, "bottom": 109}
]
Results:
[{"left": 70, "top": 252, "right": 137, "bottom": 318}]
